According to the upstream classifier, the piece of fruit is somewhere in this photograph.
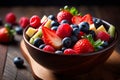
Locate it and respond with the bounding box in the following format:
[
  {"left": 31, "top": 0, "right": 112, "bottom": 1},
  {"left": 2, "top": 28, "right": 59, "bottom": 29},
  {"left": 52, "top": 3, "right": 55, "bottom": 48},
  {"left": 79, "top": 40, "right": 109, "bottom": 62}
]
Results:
[
  {"left": 73, "top": 39, "right": 94, "bottom": 54},
  {"left": 108, "top": 25, "right": 115, "bottom": 37},
  {"left": 33, "top": 38, "right": 44, "bottom": 47},
  {"left": 42, "top": 27, "right": 62, "bottom": 49},
  {"left": 64, "top": 48, "right": 77, "bottom": 55},
  {"left": 0, "top": 26, "right": 15, "bottom": 43},
  {"left": 56, "top": 23, "right": 73, "bottom": 38},
  {"left": 30, "top": 15, "right": 41, "bottom": 28},
  {"left": 79, "top": 22, "right": 90, "bottom": 33},
  {"left": 96, "top": 25, "right": 107, "bottom": 34},
  {"left": 19, "top": 17, "right": 29, "bottom": 28},
  {"left": 97, "top": 31, "right": 110, "bottom": 41},
  {"left": 13, "top": 57, "right": 24, "bottom": 68},
  {"left": 26, "top": 27, "right": 37, "bottom": 37},
  {"left": 71, "top": 15, "right": 82, "bottom": 24},
  {"left": 62, "top": 37, "right": 72, "bottom": 48},
  {"left": 79, "top": 14, "right": 93, "bottom": 25},
  {"left": 44, "top": 19, "right": 52, "bottom": 28},
  {"left": 48, "top": 15, "right": 56, "bottom": 20},
  {"left": 5, "top": 12, "right": 16, "bottom": 24},
  {"left": 15, "top": 26, "right": 23, "bottom": 35},
  {"left": 89, "top": 23, "right": 97, "bottom": 33},
  {"left": 41, "top": 15, "right": 48, "bottom": 23},
  {"left": 43, "top": 45, "right": 55, "bottom": 53}
]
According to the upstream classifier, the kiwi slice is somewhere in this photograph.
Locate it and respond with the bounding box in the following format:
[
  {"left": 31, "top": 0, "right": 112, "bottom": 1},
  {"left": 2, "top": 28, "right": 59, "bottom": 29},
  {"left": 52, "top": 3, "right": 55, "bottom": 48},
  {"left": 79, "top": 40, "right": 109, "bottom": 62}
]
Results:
[{"left": 108, "top": 25, "right": 115, "bottom": 37}]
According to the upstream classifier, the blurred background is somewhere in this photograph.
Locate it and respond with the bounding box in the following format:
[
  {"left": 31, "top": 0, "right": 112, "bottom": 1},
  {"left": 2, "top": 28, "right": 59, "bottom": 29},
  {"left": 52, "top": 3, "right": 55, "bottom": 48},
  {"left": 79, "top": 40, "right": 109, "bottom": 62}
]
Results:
[{"left": 0, "top": 0, "right": 120, "bottom": 6}]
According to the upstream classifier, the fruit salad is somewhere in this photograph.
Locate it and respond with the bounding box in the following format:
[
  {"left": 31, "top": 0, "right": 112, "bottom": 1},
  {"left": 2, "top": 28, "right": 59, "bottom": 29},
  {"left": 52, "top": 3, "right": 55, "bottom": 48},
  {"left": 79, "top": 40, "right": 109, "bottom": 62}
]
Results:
[{"left": 25, "top": 6, "right": 116, "bottom": 55}]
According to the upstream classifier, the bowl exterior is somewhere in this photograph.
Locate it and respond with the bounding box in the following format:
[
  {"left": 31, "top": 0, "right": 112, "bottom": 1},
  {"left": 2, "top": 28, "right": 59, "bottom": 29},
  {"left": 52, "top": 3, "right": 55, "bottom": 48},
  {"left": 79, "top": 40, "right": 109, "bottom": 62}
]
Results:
[{"left": 23, "top": 18, "right": 119, "bottom": 75}]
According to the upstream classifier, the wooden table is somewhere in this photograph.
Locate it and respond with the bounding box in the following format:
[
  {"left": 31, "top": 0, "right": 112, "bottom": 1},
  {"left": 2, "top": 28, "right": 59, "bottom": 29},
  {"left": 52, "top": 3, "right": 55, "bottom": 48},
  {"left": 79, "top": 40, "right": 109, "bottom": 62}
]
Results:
[{"left": 0, "top": 5, "right": 120, "bottom": 80}]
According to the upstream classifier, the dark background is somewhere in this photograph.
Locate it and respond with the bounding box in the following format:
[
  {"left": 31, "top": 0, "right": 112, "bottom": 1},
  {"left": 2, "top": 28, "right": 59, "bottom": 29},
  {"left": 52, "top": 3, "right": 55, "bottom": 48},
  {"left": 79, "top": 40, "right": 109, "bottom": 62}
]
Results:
[{"left": 0, "top": 0, "right": 120, "bottom": 6}]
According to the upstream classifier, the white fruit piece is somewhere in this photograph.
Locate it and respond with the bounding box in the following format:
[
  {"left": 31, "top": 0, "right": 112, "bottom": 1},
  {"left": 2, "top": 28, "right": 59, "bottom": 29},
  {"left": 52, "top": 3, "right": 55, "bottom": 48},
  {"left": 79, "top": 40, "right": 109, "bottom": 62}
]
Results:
[
  {"left": 26, "top": 27, "right": 37, "bottom": 37},
  {"left": 96, "top": 25, "right": 107, "bottom": 34},
  {"left": 41, "top": 15, "right": 48, "bottom": 23},
  {"left": 89, "top": 24, "right": 97, "bottom": 34}
]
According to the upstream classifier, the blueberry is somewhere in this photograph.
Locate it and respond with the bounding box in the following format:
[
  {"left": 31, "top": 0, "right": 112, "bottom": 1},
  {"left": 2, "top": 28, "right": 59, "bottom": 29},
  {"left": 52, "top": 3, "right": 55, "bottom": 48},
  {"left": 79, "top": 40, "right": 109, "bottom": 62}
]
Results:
[
  {"left": 70, "top": 24, "right": 79, "bottom": 29},
  {"left": 39, "top": 44, "right": 46, "bottom": 49},
  {"left": 33, "top": 38, "right": 44, "bottom": 47},
  {"left": 13, "top": 57, "right": 24, "bottom": 68},
  {"left": 51, "top": 26, "right": 58, "bottom": 31},
  {"left": 79, "top": 22, "right": 89, "bottom": 33},
  {"left": 55, "top": 50, "right": 63, "bottom": 54},
  {"left": 48, "top": 15, "right": 56, "bottom": 20},
  {"left": 71, "top": 35, "right": 78, "bottom": 43},
  {"left": 62, "top": 37, "right": 72, "bottom": 48},
  {"left": 60, "top": 20, "right": 69, "bottom": 24},
  {"left": 88, "top": 30, "right": 96, "bottom": 39},
  {"left": 102, "top": 41, "right": 108, "bottom": 47},
  {"left": 15, "top": 26, "right": 23, "bottom": 35},
  {"left": 51, "top": 21, "right": 59, "bottom": 27},
  {"left": 72, "top": 28, "right": 80, "bottom": 36},
  {"left": 93, "top": 18, "right": 103, "bottom": 28}
]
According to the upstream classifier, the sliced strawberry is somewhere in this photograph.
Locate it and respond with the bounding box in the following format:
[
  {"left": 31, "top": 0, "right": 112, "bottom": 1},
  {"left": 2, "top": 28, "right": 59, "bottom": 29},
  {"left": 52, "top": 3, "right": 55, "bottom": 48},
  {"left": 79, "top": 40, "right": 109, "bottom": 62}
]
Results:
[
  {"left": 97, "top": 31, "right": 110, "bottom": 41},
  {"left": 71, "top": 15, "right": 82, "bottom": 24},
  {"left": 56, "top": 23, "right": 73, "bottom": 39},
  {"left": 42, "top": 27, "right": 62, "bottom": 49},
  {"left": 80, "top": 14, "right": 93, "bottom": 25},
  {"left": 73, "top": 39, "right": 94, "bottom": 54},
  {"left": 57, "top": 10, "right": 73, "bottom": 23}
]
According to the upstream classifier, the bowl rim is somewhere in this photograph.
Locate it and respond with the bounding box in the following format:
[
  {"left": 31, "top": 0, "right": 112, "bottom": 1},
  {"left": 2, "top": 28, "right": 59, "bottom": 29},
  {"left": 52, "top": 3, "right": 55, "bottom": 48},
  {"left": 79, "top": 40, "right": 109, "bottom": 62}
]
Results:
[{"left": 23, "top": 18, "right": 119, "bottom": 56}]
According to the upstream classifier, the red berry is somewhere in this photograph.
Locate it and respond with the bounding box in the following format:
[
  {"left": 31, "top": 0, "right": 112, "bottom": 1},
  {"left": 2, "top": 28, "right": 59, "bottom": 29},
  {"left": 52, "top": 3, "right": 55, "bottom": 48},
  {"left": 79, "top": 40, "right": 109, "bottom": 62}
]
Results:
[
  {"left": 73, "top": 39, "right": 94, "bottom": 54},
  {"left": 71, "top": 15, "right": 82, "bottom": 24},
  {"left": 30, "top": 15, "right": 41, "bottom": 28},
  {"left": 57, "top": 10, "right": 73, "bottom": 23},
  {"left": 79, "top": 14, "right": 93, "bottom": 25},
  {"left": 43, "top": 45, "right": 55, "bottom": 53},
  {"left": 56, "top": 23, "right": 73, "bottom": 38},
  {"left": 64, "top": 48, "right": 77, "bottom": 55},
  {"left": 42, "top": 27, "right": 62, "bottom": 49},
  {"left": 5, "top": 12, "right": 16, "bottom": 24},
  {"left": 19, "top": 17, "right": 29, "bottom": 28},
  {"left": 77, "top": 31, "right": 85, "bottom": 39},
  {"left": 97, "top": 31, "right": 110, "bottom": 41}
]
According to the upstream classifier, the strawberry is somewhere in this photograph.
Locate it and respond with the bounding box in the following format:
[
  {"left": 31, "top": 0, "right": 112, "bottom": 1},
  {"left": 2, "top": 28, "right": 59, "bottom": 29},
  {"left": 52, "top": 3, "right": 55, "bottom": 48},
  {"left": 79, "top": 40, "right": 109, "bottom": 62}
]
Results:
[
  {"left": 56, "top": 23, "right": 73, "bottom": 38},
  {"left": 43, "top": 45, "right": 55, "bottom": 53},
  {"left": 0, "top": 26, "right": 15, "bottom": 43},
  {"left": 57, "top": 10, "right": 73, "bottom": 23},
  {"left": 97, "top": 31, "right": 110, "bottom": 41},
  {"left": 73, "top": 39, "right": 94, "bottom": 54},
  {"left": 64, "top": 48, "right": 78, "bottom": 55},
  {"left": 71, "top": 15, "right": 82, "bottom": 24},
  {"left": 79, "top": 14, "right": 93, "bottom": 25},
  {"left": 42, "top": 27, "right": 62, "bottom": 49}
]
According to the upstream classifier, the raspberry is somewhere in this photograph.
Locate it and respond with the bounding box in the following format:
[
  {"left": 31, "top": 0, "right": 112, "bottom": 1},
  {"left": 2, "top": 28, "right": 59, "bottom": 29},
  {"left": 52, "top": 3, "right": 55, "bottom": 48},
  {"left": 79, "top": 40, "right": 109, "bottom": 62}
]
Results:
[
  {"left": 30, "top": 15, "right": 41, "bottom": 28},
  {"left": 43, "top": 45, "right": 55, "bottom": 53},
  {"left": 56, "top": 23, "right": 73, "bottom": 38},
  {"left": 97, "top": 31, "right": 110, "bottom": 41},
  {"left": 64, "top": 48, "right": 77, "bottom": 55},
  {"left": 19, "top": 17, "right": 29, "bottom": 28},
  {"left": 5, "top": 12, "right": 16, "bottom": 24}
]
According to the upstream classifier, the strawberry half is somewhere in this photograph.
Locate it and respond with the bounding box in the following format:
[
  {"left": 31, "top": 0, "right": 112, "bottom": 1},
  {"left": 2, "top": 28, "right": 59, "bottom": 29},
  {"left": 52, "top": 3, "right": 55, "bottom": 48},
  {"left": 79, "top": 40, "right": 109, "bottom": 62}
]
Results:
[
  {"left": 73, "top": 39, "right": 94, "bottom": 54},
  {"left": 79, "top": 14, "right": 93, "bottom": 25},
  {"left": 42, "top": 27, "right": 62, "bottom": 49},
  {"left": 71, "top": 15, "right": 82, "bottom": 24},
  {"left": 57, "top": 10, "right": 73, "bottom": 23}
]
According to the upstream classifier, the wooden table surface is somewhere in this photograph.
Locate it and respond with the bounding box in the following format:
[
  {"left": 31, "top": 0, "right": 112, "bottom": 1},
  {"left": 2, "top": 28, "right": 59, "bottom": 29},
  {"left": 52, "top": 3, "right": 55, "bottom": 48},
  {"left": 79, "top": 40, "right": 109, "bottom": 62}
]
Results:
[{"left": 0, "top": 5, "right": 120, "bottom": 80}]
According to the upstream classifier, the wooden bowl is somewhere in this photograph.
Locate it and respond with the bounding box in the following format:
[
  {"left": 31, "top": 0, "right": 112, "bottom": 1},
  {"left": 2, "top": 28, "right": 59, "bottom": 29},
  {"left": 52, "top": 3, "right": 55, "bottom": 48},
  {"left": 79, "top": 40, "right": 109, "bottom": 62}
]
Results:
[{"left": 23, "top": 18, "right": 118, "bottom": 76}]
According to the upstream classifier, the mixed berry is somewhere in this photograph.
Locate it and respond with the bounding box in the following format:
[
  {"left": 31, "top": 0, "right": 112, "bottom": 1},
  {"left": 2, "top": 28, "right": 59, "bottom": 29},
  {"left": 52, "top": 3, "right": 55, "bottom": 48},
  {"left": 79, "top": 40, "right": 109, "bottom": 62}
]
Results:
[{"left": 25, "top": 6, "right": 116, "bottom": 55}]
